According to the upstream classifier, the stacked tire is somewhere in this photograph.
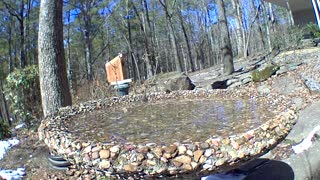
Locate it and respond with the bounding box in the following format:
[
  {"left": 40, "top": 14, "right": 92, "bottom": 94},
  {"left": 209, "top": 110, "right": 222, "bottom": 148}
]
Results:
[{"left": 48, "top": 153, "right": 72, "bottom": 170}]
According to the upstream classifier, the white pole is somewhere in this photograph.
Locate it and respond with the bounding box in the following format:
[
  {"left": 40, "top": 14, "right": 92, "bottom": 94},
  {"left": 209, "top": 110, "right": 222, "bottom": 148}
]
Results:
[{"left": 311, "top": 0, "right": 320, "bottom": 29}]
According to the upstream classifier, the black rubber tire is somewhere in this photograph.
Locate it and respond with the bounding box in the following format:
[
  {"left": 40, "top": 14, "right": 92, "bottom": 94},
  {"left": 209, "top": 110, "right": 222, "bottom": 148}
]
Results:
[
  {"left": 47, "top": 153, "right": 72, "bottom": 167},
  {"left": 48, "top": 153, "right": 66, "bottom": 161}
]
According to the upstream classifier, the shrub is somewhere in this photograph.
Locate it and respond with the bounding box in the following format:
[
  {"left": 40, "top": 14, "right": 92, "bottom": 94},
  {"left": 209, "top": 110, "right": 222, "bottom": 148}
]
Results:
[
  {"left": 4, "top": 65, "right": 42, "bottom": 126},
  {"left": 307, "top": 23, "right": 320, "bottom": 39}
]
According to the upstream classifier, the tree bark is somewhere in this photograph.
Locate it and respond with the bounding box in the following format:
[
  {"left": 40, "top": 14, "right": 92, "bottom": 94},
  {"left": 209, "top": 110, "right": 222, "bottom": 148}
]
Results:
[
  {"left": 159, "top": 0, "right": 182, "bottom": 72},
  {"left": 38, "top": 0, "right": 72, "bottom": 117},
  {"left": 0, "top": 80, "right": 10, "bottom": 126},
  {"left": 231, "top": 0, "right": 244, "bottom": 57},
  {"left": 178, "top": 9, "right": 194, "bottom": 72},
  {"left": 217, "top": 0, "right": 234, "bottom": 75}
]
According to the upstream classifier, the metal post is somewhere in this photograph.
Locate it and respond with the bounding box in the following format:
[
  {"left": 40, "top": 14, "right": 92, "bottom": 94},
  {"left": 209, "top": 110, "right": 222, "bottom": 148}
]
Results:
[{"left": 311, "top": 0, "right": 320, "bottom": 29}]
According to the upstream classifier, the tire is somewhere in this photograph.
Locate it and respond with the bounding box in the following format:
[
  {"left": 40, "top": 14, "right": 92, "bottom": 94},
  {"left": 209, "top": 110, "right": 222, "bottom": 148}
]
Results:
[{"left": 47, "top": 153, "right": 72, "bottom": 168}]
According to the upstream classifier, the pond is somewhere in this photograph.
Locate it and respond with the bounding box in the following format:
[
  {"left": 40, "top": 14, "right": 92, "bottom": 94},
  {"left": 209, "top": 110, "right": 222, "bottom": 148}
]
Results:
[{"left": 67, "top": 98, "right": 275, "bottom": 145}]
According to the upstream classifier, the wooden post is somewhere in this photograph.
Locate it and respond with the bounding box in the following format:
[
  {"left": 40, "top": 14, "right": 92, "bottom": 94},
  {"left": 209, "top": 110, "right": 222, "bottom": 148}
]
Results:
[{"left": 0, "top": 80, "right": 11, "bottom": 126}]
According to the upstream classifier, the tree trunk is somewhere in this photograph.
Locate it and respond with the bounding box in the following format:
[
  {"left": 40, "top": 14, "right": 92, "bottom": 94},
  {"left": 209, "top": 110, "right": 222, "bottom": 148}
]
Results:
[
  {"left": 66, "top": 8, "right": 74, "bottom": 95},
  {"left": 0, "top": 80, "right": 10, "bottom": 126},
  {"left": 178, "top": 9, "right": 194, "bottom": 72},
  {"left": 231, "top": 0, "right": 244, "bottom": 57},
  {"left": 159, "top": 0, "right": 182, "bottom": 72},
  {"left": 262, "top": 2, "right": 272, "bottom": 52},
  {"left": 38, "top": 0, "right": 72, "bottom": 117},
  {"left": 217, "top": 0, "right": 234, "bottom": 75},
  {"left": 19, "top": 1, "right": 26, "bottom": 68},
  {"left": 286, "top": 1, "right": 295, "bottom": 26},
  {"left": 8, "top": 17, "right": 13, "bottom": 73}
]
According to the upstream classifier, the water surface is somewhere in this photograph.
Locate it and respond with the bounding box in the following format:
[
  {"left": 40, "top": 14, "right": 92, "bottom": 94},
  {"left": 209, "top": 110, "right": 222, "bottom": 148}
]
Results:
[{"left": 66, "top": 98, "right": 274, "bottom": 144}]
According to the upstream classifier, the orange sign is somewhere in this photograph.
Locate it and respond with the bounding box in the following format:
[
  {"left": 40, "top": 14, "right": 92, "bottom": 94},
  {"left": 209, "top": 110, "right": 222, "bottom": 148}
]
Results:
[{"left": 105, "top": 54, "right": 127, "bottom": 83}]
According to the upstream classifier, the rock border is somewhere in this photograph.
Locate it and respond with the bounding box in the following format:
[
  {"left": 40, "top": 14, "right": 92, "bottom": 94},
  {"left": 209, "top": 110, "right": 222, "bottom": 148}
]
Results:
[{"left": 38, "top": 88, "right": 297, "bottom": 179}]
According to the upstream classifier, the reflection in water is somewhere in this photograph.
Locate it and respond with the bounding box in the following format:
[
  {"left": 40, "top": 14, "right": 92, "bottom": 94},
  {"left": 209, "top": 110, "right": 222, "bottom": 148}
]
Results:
[{"left": 66, "top": 98, "right": 274, "bottom": 144}]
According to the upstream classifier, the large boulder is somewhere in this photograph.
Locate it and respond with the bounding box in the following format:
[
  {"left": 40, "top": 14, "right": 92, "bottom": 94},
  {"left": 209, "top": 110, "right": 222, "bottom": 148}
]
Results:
[
  {"left": 145, "top": 72, "right": 195, "bottom": 93},
  {"left": 251, "top": 64, "right": 279, "bottom": 82}
]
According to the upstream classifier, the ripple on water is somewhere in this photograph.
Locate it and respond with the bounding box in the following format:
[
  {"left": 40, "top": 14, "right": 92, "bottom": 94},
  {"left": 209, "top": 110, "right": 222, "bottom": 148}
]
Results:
[{"left": 66, "top": 98, "right": 275, "bottom": 145}]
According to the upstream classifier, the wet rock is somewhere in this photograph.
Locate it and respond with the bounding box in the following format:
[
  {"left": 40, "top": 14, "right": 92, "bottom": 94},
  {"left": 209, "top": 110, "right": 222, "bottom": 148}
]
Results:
[
  {"left": 178, "top": 145, "right": 187, "bottom": 154},
  {"left": 186, "top": 150, "right": 193, "bottom": 156},
  {"left": 231, "top": 141, "right": 240, "bottom": 150},
  {"left": 164, "top": 145, "right": 177, "bottom": 154},
  {"left": 137, "top": 154, "right": 145, "bottom": 162},
  {"left": 221, "top": 138, "right": 231, "bottom": 145},
  {"left": 191, "top": 162, "right": 198, "bottom": 169},
  {"left": 99, "top": 150, "right": 110, "bottom": 159},
  {"left": 82, "top": 143, "right": 90, "bottom": 147},
  {"left": 92, "top": 152, "right": 99, "bottom": 159},
  {"left": 124, "top": 164, "right": 138, "bottom": 172},
  {"left": 193, "top": 150, "right": 204, "bottom": 162},
  {"left": 163, "top": 153, "right": 172, "bottom": 159},
  {"left": 172, "top": 160, "right": 182, "bottom": 167},
  {"left": 146, "top": 160, "right": 156, "bottom": 166},
  {"left": 110, "top": 146, "right": 120, "bottom": 153},
  {"left": 92, "top": 146, "right": 102, "bottom": 152},
  {"left": 200, "top": 142, "right": 210, "bottom": 149},
  {"left": 204, "top": 149, "right": 213, "bottom": 157},
  {"left": 99, "top": 160, "right": 111, "bottom": 169},
  {"left": 152, "top": 147, "right": 163, "bottom": 158},
  {"left": 215, "top": 158, "right": 226, "bottom": 166},
  {"left": 137, "top": 146, "right": 149, "bottom": 153},
  {"left": 183, "top": 164, "right": 193, "bottom": 171},
  {"left": 199, "top": 156, "right": 207, "bottom": 164},
  {"left": 174, "top": 155, "right": 192, "bottom": 164}
]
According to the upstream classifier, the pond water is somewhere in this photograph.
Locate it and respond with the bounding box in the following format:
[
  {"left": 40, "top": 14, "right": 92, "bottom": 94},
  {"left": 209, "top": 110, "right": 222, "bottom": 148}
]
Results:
[{"left": 66, "top": 98, "right": 274, "bottom": 145}]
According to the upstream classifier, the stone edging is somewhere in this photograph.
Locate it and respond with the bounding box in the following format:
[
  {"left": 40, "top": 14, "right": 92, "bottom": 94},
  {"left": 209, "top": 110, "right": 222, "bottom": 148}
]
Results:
[{"left": 38, "top": 89, "right": 297, "bottom": 179}]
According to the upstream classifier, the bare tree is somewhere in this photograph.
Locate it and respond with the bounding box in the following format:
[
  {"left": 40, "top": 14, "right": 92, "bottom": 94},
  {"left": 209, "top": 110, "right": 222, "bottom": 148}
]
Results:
[
  {"left": 217, "top": 0, "right": 234, "bottom": 75},
  {"left": 38, "top": 0, "right": 72, "bottom": 116}
]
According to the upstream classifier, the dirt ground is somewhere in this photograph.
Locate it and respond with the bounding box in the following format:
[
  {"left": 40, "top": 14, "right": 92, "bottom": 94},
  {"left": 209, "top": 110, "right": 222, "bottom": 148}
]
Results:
[{"left": 0, "top": 130, "right": 70, "bottom": 180}]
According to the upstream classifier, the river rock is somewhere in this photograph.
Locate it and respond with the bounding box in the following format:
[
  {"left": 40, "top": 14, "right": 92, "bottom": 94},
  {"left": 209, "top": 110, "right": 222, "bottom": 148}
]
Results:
[
  {"left": 193, "top": 150, "right": 204, "bottom": 162},
  {"left": 124, "top": 164, "right": 138, "bottom": 172},
  {"left": 164, "top": 145, "right": 177, "bottom": 154},
  {"left": 91, "top": 152, "right": 99, "bottom": 159},
  {"left": 99, "top": 150, "right": 110, "bottom": 159},
  {"left": 174, "top": 155, "right": 192, "bottom": 164},
  {"left": 110, "top": 146, "right": 120, "bottom": 153},
  {"left": 178, "top": 145, "right": 187, "bottom": 154},
  {"left": 99, "top": 160, "right": 111, "bottom": 169}
]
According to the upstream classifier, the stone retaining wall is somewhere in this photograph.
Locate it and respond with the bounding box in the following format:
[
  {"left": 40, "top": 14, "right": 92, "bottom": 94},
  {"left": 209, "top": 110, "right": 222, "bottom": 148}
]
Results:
[{"left": 38, "top": 88, "right": 297, "bottom": 179}]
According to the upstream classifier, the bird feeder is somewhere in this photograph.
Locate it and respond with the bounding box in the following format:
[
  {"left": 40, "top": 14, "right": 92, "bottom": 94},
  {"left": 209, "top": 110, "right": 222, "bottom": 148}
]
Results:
[{"left": 105, "top": 54, "right": 132, "bottom": 96}]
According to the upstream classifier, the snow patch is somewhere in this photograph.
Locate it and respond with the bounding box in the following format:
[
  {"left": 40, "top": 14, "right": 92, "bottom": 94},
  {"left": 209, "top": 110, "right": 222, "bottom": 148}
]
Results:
[
  {"left": 14, "top": 123, "right": 25, "bottom": 130},
  {"left": 0, "top": 139, "right": 20, "bottom": 160},
  {"left": 292, "top": 125, "right": 320, "bottom": 154},
  {"left": 0, "top": 168, "right": 25, "bottom": 180}
]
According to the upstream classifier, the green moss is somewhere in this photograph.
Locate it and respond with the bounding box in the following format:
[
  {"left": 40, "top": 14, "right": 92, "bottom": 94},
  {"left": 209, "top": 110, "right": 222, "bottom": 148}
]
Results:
[{"left": 251, "top": 65, "right": 279, "bottom": 82}]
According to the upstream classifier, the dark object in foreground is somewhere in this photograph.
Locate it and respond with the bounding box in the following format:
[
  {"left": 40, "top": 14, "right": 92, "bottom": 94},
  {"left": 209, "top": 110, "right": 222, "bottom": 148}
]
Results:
[{"left": 48, "top": 153, "right": 71, "bottom": 170}]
